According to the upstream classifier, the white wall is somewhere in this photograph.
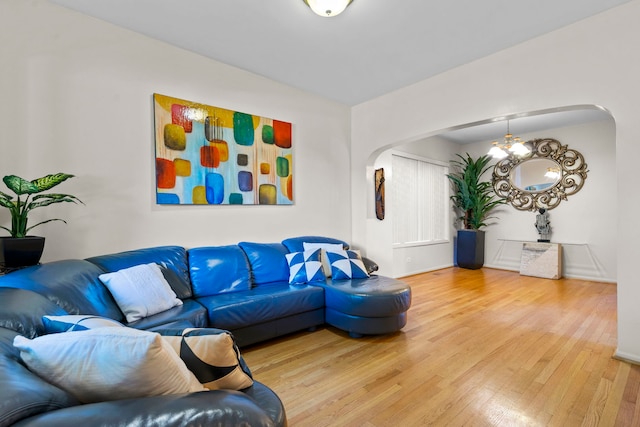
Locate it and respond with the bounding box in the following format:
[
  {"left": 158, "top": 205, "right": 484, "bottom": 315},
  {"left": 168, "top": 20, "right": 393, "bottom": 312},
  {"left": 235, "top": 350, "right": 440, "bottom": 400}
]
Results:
[
  {"left": 352, "top": 1, "right": 640, "bottom": 360},
  {"left": 0, "top": 1, "right": 352, "bottom": 260},
  {"left": 368, "top": 136, "right": 458, "bottom": 278},
  {"left": 465, "top": 119, "right": 616, "bottom": 282},
  {"left": 369, "top": 118, "right": 616, "bottom": 282}
]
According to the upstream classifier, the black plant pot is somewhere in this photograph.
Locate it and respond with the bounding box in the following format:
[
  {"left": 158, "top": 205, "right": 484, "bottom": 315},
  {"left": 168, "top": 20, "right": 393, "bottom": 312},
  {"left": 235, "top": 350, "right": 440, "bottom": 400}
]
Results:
[
  {"left": 0, "top": 236, "right": 45, "bottom": 269},
  {"left": 456, "top": 229, "right": 485, "bottom": 270}
]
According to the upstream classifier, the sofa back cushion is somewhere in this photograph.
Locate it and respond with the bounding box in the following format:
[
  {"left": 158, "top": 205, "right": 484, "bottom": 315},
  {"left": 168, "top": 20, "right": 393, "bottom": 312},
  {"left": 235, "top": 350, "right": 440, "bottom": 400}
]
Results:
[
  {"left": 0, "top": 288, "right": 68, "bottom": 338},
  {"left": 188, "top": 246, "right": 251, "bottom": 297},
  {"left": 86, "top": 246, "right": 192, "bottom": 300},
  {"left": 281, "top": 236, "right": 349, "bottom": 253},
  {"left": 238, "top": 242, "right": 289, "bottom": 285},
  {"left": 0, "top": 260, "right": 123, "bottom": 321}
]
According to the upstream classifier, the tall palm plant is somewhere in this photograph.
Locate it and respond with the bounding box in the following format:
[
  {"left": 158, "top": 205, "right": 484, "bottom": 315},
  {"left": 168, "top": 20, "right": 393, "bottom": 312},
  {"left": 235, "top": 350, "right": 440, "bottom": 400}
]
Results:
[{"left": 447, "top": 153, "right": 504, "bottom": 230}]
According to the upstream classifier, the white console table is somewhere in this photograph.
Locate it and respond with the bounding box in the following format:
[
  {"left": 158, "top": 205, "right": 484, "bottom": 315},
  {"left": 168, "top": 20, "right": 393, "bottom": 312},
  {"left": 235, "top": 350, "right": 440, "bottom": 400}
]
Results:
[
  {"left": 519, "top": 242, "right": 562, "bottom": 279},
  {"left": 491, "top": 239, "right": 608, "bottom": 281}
]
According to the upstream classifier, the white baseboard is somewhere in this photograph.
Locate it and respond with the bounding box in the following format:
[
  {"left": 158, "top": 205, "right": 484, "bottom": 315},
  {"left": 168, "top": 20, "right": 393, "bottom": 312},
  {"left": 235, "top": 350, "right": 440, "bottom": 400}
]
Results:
[
  {"left": 484, "top": 263, "right": 518, "bottom": 272},
  {"left": 395, "top": 263, "right": 454, "bottom": 279},
  {"left": 614, "top": 349, "right": 640, "bottom": 365},
  {"left": 562, "top": 273, "right": 617, "bottom": 284},
  {"left": 484, "top": 263, "right": 616, "bottom": 283}
]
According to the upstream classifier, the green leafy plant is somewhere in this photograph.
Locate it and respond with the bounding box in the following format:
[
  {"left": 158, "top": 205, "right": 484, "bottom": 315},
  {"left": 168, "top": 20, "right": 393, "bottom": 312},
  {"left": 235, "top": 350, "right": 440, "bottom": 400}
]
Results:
[
  {"left": 446, "top": 154, "right": 505, "bottom": 230},
  {"left": 0, "top": 173, "right": 82, "bottom": 238}
]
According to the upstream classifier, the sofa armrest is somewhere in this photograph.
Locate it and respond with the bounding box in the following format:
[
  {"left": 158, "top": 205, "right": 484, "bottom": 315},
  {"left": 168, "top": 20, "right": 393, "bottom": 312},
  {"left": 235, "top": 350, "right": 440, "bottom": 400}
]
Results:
[
  {"left": 11, "top": 389, "right": 284, "bottom": 427},
  {"left": 362, "top": 257, "right": 379, "bottom": 274}
]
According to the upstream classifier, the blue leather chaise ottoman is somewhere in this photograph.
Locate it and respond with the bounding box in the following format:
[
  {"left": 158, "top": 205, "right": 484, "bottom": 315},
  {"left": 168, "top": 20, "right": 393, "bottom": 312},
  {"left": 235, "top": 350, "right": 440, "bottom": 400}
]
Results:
[{"left": 281, "top": 236, "right": 411, "bottom": 338}]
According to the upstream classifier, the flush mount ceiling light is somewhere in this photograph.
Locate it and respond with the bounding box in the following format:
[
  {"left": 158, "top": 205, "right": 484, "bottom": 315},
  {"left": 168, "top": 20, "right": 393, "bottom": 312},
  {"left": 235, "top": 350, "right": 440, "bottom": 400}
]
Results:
[
  {"left": 303, "top": 0, "right": 353, "bottom": 17},
  {"left": 487, "top": 120, "right": 530, "bottom": 159}
]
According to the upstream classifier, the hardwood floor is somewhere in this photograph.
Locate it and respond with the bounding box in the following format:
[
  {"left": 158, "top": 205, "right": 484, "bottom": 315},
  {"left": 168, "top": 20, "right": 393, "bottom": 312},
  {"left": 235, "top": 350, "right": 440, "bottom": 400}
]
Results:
[{"left": 242, "top": 267, "right": 640, "bottom": 426}]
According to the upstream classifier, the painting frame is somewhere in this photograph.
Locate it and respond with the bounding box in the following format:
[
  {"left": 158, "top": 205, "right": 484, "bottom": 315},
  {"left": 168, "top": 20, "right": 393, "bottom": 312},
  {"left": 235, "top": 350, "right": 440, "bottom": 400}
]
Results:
[{"left": 153, "top": 93, "right": 293, "bottom": 205}]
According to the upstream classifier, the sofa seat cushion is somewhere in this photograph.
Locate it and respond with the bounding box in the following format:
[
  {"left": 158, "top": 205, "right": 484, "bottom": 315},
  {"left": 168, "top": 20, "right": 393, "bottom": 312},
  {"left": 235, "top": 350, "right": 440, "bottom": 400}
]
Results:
[
  {"left": 320, "top": 276, "right": 412, "bottom": 318},
  {"left": 126, "top": 299, "right": 208, "bottom": 331},
  {"left": 196, "top": 284, "right": 325, "bottom": 330}
]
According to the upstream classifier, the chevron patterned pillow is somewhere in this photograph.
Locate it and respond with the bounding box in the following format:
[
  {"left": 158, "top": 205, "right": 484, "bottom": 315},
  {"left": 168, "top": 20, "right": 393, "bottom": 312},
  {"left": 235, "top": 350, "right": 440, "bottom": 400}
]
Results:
[
  {"left": 325, "top": 249, "right": 370, "bottom": 280},
  {"left": 285, "top": 248, "right": 326, "bottom": 284}
]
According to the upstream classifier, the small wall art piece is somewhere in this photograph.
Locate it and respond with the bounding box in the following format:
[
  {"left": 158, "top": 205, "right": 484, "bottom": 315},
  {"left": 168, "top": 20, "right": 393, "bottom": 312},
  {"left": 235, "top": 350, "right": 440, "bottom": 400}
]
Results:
[
  {"left": 375, "top": 168, "right": 385, "bottom": 220},
  {"left": 153, "top": 93, "right": 293, "bottom": 205}
]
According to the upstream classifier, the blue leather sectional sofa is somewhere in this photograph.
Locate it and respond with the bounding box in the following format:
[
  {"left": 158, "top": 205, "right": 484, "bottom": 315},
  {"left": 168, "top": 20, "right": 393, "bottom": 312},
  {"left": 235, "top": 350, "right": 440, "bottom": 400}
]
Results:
[{"left": 0, "top": 236, "right": 411, "bottom": 427}]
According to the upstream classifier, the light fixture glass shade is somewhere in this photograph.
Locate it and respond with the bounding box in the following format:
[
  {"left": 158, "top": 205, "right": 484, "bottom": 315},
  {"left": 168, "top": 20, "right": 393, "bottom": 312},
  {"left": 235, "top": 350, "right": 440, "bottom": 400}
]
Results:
[
  {"left": 489, "top": 121, "right": 528, "bottom": 159},
  {"left": 304, "top": 0, "right": 353, "bottom": 17},
  {"left": 488, "top": 143, "right": 508, "bottom": 159},
  {"left": 544, "top": 168, "right": 561, "bottom": 179},
  {"left": 509, "top": 140, "right": 530, "bottom": 156}
]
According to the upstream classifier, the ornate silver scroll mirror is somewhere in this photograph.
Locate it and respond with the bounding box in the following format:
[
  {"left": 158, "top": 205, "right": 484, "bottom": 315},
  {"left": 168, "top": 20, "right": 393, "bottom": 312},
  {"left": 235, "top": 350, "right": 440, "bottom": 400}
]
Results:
[{"left": 492, "top": 138, "right": 588, "bottom": 211}]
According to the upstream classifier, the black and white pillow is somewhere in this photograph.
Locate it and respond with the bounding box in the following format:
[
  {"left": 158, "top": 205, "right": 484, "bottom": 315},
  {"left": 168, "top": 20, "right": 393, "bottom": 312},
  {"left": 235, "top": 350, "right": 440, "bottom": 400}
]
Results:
[{"left": 159, "top": 328, "right": 254, "bottom": 391}]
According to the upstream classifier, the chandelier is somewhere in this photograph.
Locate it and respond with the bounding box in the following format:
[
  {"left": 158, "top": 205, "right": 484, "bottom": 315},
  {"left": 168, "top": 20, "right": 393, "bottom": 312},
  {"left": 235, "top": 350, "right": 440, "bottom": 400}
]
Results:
[
  {"left": 544, "top": 167, "right": 561, "bottom": 180},
  {"left": 303, "top": 0, "right": 353, "bottom": 17},
  {"left": 487, "top": 120, "right": 530, "bottom": 159}
]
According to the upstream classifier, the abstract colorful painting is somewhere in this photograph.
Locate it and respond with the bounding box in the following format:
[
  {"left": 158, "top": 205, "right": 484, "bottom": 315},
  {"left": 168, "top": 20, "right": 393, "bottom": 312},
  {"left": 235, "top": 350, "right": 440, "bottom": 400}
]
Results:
[{"left": 153, "top": 93, "right": 293, "bottom": 205}]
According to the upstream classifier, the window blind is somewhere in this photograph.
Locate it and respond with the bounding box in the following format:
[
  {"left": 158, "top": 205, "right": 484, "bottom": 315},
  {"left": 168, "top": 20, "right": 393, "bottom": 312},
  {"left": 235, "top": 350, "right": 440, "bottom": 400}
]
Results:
[{"left": 392, "top": 154, "right": 449, "bottom": 246}]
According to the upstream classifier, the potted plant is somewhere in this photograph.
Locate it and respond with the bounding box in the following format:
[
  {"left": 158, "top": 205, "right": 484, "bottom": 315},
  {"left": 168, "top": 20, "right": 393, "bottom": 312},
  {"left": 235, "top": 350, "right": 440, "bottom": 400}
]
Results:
[
  {"left": 447, "top": 154, "right": 504, "bottom": 269},
  {"left": 0, "top": 173, "right": 82, "bottom": 268}
]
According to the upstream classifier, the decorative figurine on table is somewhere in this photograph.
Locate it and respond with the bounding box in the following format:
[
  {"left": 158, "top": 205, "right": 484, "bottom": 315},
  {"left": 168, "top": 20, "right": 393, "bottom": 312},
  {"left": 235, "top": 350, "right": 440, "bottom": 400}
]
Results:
[{"left": 535, "top": 208, "right": 551, "bottom": 242}]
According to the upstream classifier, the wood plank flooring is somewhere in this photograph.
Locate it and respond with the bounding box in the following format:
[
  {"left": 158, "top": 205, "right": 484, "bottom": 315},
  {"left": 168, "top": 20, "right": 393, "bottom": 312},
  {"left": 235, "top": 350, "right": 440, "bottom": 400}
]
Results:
[{"left": 241, "top": 267, "right": 640, "bottom": 426}]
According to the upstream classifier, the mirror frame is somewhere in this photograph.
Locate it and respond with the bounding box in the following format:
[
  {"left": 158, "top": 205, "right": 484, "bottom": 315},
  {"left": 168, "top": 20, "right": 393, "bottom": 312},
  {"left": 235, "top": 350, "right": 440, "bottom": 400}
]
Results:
[{"left": 492, "top": 138, "right": 588, "bottom": 211}]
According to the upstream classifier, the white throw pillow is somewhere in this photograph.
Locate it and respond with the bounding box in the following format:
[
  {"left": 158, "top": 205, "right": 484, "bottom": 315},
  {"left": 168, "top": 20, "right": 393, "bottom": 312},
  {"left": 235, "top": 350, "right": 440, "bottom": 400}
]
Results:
[
  {"left": 99, "top": 263, "right": 183, "bottom": 323},
  {"left": 13, "top": 327, "right": 206, "bottom": 404},
  {"left": 303, "top": 242, "right": 344, "bottom": 278}
]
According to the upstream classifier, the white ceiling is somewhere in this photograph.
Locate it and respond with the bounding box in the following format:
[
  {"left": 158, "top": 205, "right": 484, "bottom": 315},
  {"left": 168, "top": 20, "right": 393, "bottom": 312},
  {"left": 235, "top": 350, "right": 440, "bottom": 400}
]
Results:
[
  {"left": 48, "top": 0, "right": 622, "bottom": 142},
  {"left": 438, "top": 106, "right": 613, "bottom": 145}
]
